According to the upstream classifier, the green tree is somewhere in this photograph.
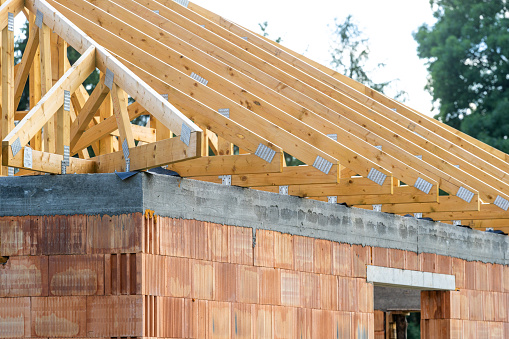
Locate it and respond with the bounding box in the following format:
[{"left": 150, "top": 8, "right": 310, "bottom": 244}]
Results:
[
  {"left": 329, "top": 15, "right": 407, "bottom": 102},
  {"left": 414, "top": 0, "right": 509, "bottom": 152}
]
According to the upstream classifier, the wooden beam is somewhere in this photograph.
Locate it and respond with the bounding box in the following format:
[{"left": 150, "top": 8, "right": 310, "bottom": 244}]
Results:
[
  {"left": 2, "top": 46, "right": 96, "bottom": 152},
  {"left": 254, "top": 176, "right": 394, "bottom": 197},
  {"left": 14, "top": 22, "right": 39, "bottom": 110},
  {"left": 110, "top": 82, "right": 135, "bottom": 149},
  {"left": 325, "top": 186, "right": 440, "bottom": 205},
  {"left": 2, "top": 16, "right": 14, "bottom": 175},
  {"left": 55, "top": 34, "right": 69, "bottom": 155},
  {"left": 168, "top": 151, "right": 283, "bottom": 177},
  {"left": 26, "top": 0, "right": 202, "bottom": 139},
  {"left": 109, "top": 124, "right": 155, "bottom": 143},
  {"left": 28, "top": 11, "right": 42, "bottom": 151},
  {"left": 39, "top": 21, "right": 54, "bottom": 153},
  {"left": 70, "top": 73, "right": 109, "bottom": 148},
  {"left": 0, "top": 0, "right": 23, "bottom": 30},
  {"left": 3, "top": 144, "right": 96, "bottom": 173},
  {"left": 94, "top": 130, "right": 202, "bottom": 172},
  {"left": 191, "top": 164, "right": 339, "bottom": 186},
  {"left": 71, "top": 101, "right": 146, "bottom": 154},
  {"left": 423, "top": 206, "right": 509, "bottom": 221}
]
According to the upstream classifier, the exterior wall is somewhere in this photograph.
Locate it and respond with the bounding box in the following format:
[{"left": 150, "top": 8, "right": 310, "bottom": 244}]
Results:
[{"left": 1, "top": 212, "right": 507, "bottom": 338}]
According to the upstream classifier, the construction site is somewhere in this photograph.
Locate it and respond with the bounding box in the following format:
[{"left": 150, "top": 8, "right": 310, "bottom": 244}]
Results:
[{"left": 0, "top": 0, "right": 508, "bottom": 338}]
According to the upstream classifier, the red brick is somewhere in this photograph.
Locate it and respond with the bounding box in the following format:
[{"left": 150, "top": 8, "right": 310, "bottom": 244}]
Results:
[
  {"left": 87, "top": 295, "right": 143, "bottom": 337},
  {"left": 209, "top": 222, "right": 229, "bottom": 262},
  {"left": 253, "top": 304, "right": 272, "bottom": 338},
  {"left": 191, "top": 259, "right": 214, "bottom": 300},
  {"left": 0, "top": 216, "right": 31, "bottom": 256},
  {"left": 158, "top": 296, "right": 185, "bottom": 338},
  {"left": 388, "top": 248, "right": 405, "bottom": 270},
  {"left": 339, "top": 278, "right": 358, "bottom": 312},
  {"left": 231, "top": 303, "right": 252, "bottom": 339},
  {"left": 449, "top": 319, "right": 462, "bottom": 339},
  {"left": 0, "top": 297, "right": 30, "bottom": 337},
  {"left": 32, "top": 296, "right": 86, "bottom": 337},
  {"left": 300, "top": 272, "right": 320, "bottom": 309},
  {"left": 32, "top": 215, "right": 88, "bottom": 255},
  {"left": 254, "top": 229, "right": 275, "bottom": 268},
  {"left": 166, "top": 256, "right": 191, "bottom": 298},
  {"left": 469, "top": 290, "right": 484, "bottom": 321},
  {"left": 449, "top": 290, "right": 461, "bottom": 319},
  {"left": 352, "top": 245, "right": 371, "bottom": 278},
  {"left": 504, "top": 265, "right": 509, "bottom": 293},
  {"left": 229, "top": 226, "right": 253, "bottom": 265},
  {"left": 332, "top": 242, "right": 352, "bottom": 277},
  {"left": 436, "top": 255, "right": 452, "bottom": 275},
  {"left": 464, "top": 261, "right": 476, "bottom": 290},
  {"left": 476, "top": 262, "right": 489, "bottom": 291},
  {"left": 259, "top": 267, "right": 280, "bottom": 305},
  {"left": 405, "top": 251, "right": 419, "bottom": 271},
  {"left": 312, "top": 309, "right": 333, "bottom": 339},
  {"left": 87, "top": 213, "right": 141, "bottom": 254},
  {"left": 49, "top": 254, "right": 104, "bottom": 296},
  {"left": 477, "top": 320, "right": 489, "bottom": 338},
  {"left": 489, "top": 263, "right": 503, "bottom": 292},
  {"left": 420, "top": 252, "right": 436, "bottom": 273},
  {"left": 319, "top": 274, "right": 338, "bottom": 311},
  {"left": 296, "top": 307, "right": 312, "bottom": 339},
  {"left": 494, "top": 291, "right": 506, "bottom": 322},
  {"left": 463, "top": 320, "right": 477, "bottom": 339},
  {"left": 314, "top": 239, "right": 332, "bottom": 274},
  {"left": 353, "top": 312, "right": 369, "bottom": 339},
  {"left": 214, "top": 262, "right": 236, "bottom": 302},
  {"left": 273, "top": 306, "right": 297, "bottom": 339},
  {"left": 490, "top": 321, "right": 504, "bottom": 339},
  {"left": 236, "top": 265, "right": 259, "bottom": 304},
  {"left": 483, "top": 291, "right": 495, "bottom": 321},
  {"left": 208, "top": 301, "right": 231, "bottom": 339},
  {"left": 452, "top": 257, "right": 466, "bottom": 290},
  {"left": 160, "top": 217, "right": 190, "bottom": 257},
  {"left": 332, "top": 311, "right": 351, "bottom": 338},
  {"left": 372, "top": 247, "right": 389, "bottom": 267},
  {"left": 280, "top": 270, "right": 300, "bottom": 307},
  {"left": 459, "top": 290, "right": 470, "bottom": 320},
  {"left": 0, "top": 255, "right": 48, "bottom": 297},
  {"left": 274, "top": 232, "right": 293, "bottom": 270},
  {"left": 358, "top": 279, "right": 373, "bottom": 313},
  {"left": 188, "top": 219, "right": 211, "bottom": 261},
  {"left": 294, "top": 235, "right": 314, "bottom": 272}
]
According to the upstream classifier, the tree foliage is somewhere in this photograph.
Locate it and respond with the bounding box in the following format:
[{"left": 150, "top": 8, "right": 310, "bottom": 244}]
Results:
[
  {"left": 329, "top": 15, "right": 406, "bottom": 101},
  {"left": 414, "top": 0, "right": 509, "bottom": 152}
]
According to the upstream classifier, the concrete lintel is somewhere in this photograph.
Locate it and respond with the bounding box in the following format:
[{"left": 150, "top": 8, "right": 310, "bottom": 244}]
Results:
[{"left": 367, "top": 265, "right": 456, "bottom": 291}]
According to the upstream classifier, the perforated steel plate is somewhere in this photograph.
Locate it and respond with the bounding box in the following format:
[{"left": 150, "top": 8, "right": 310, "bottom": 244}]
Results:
[
  {"left": 279, "top": 186, "right": 289, "bottom": 195},
  {"left": 456, "top": 186, "right": 474, "bottom": 203},
  {"left": 180, "top": 123, "right": 191, "bottom": 146},
  {"left": 414, "top": 177, "right": 433, "bottom": 194},
  {"left": 218, "top": 108, "right": 230, "bottom": 118},
  {"left": 190, "top": 72, "right": 208, "bottom": 86},
  {"left": 313, "top": 156, "right": 333, "bottom": 175},
  {"left": 367, "top": 168, "right": 387, "bottom": 186},
  {"left": 254, "top": 143, "right": 276, "bottom": 163},
  {"left": 494, "top": 195, "right": 509, "bottom": 211}
]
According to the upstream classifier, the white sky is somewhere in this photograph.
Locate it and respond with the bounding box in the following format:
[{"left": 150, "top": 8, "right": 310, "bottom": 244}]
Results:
[{"left": 191, "top": 0, "right": 437, "bottom": 116}]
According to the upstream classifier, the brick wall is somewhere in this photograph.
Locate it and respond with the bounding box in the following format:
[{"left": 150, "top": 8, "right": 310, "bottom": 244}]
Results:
[{"left": 0, "top": 214, "right": 507, "bottom": 338}]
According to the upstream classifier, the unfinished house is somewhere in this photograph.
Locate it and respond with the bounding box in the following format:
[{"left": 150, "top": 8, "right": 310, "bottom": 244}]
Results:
[{"left": 0, "top": 0, "right": 508, "bottom": 338}]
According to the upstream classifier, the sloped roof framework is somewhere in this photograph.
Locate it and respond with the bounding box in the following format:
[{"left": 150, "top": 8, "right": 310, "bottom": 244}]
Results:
[{"left": 2, "top": 0, "right": 509, "bottom": 232}]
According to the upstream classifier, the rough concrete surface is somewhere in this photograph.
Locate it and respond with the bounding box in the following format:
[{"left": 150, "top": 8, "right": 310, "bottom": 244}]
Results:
[{"left": 1, "top": 172, "right": 507, "bottom": 265}]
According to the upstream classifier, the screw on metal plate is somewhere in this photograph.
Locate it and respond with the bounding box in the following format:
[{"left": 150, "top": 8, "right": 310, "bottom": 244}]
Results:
[
  {"left": 313, "top": 156, "right": 333, "bottom": 175},
  {"left": 367, "top": 168, "right": 387, "bottom": 186},
  {"left": 23, "top": 146, "right": 33, "bottom": 169},
  {"left": 200, "top": 24, "right": 205, "bottom": 28},
  {"left": 104, "top": 68, "right": 114, "bottom": 90},
  {"left": 414, "top": 177, "right": 433, "bottom": 194},
  {"left": 254, "top": 143, "right": 276, "bottom": 163},
  {"left": 11, "top": 138, "right": 22, "bottom": 157},
  {"left": 220, "top": 175, "right": 231, "bottom": 186},
  {"left": 122, "top": 139, "right": 130, "bottom": 160},
  {"left": 173, "top": 0, "right": 189, "bottom": 7},
  {"left": 180, "top": 123, "right": 191, "bottom": 146},
  {"left": 415, "top": 155, "right": 423, "bottom": 160},
  {"left": 454, "top": 164, "right": 460, "bottom": 168},
  {"left": 452, "top": 220, "right": 462, "bottom": 226},
  {"left": 375, "top": 145, "right": 382, "bottom": 151},
  {"left": 35, "top": 10, "right": 43, "bottom": 28},
  {"left": 7, "top": 167, "right": 14, "bottom": 176},
  {"left": 456, "top": 186, "right": 474, "bottom": 203},
  {"left": 279, "top": 186, "right": 289, "bottom": 195},
  {"left": 125, "top": 158, "right": 131, "bottom": 172},
  {"left": 153, "top": 9, "right": 160, "bottom": 14},
  {"left": 372, "top": 204, "right": 382, "bottom": 212},
  {"left": 63, "top": 145, "right": 70, "bottom": 166},
  {"left": 414, "top": 213, "right": 422, "bottom": 218},
  {"left": 327, "top": 134, "right": 337, "bottom": 141},
  {"left": 8, "top": 12, "right": 14, "bottom": 32},
  {"left": 161, "top": 93, "right": 169, "bottom": 101},
  {"left": 494, "top": 195, "right": 509, "bottom": 211},
  {"left": 328, "top": 196, "right": 337, "bottom": 204},
  {"left": 61, "top": 161, "right": 66, "bottom": 174},
  {"left": 241, "top": 37, "right": 248, "bottom": 40},
  {"left": 218, "top": 108, "right": 230, "bottom": 118},
  {"left": 190, "top": 72, "right": 208, "bottom": 86}
]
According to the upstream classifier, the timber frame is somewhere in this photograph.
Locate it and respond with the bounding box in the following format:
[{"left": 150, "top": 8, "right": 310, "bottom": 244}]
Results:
[{"left": 1, "top": 0, "right": 509, "bottom": 233}]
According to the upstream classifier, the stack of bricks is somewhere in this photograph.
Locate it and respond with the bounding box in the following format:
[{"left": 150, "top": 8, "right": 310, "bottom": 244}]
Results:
[
  {"left": 1, "top": 212, "right": 508, "bottom": 338},
  {"left": 373, "top": 310, "right": 385, "bottom": 338}
]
